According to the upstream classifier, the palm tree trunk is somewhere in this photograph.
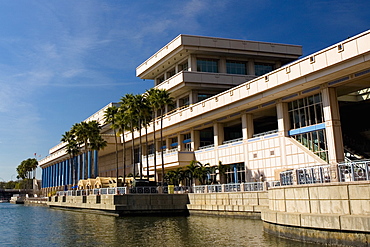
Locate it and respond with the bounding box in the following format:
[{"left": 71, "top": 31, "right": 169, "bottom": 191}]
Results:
[
  {"left": 84, "top": 148, "right": 88, "bottom": 179},
  {"left": 139, "top": 119, "right": 143, "bottom": 179},
  {"left": 160, "top": 111, "right": 165, "bottom": 185},
  {"left": 152, "top": 110, "right": 157, "bottom": 183},
  {"left": 131, "top": 125, "right": 135, "bottom": 179},
  {"left": 122, "top": 133, "right": 126, "bottom": 182},
  {"left": 145, "top": 125, "right": 149, "bottom": 180},
  {"left": 114, "top": 129, "right": 118, "bottom": 184}
]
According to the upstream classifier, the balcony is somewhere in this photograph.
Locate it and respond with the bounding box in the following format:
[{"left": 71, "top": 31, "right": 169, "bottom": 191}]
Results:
[
  {"left": 143, "top": 150, "right": 195, "bottom": 171},
  {"left": 155, "top": 71, "right": 257, "bottom": 94}
]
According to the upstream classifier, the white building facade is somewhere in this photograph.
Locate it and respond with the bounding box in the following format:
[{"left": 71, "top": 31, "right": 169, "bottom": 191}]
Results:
[{"left": 39, "top": 31, "right": 370, "bottom": 193}]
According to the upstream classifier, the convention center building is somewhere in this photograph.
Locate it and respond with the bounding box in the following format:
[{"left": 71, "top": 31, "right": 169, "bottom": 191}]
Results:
[{"left": 39, "top": 30, "right": 370, "bottom": 193}]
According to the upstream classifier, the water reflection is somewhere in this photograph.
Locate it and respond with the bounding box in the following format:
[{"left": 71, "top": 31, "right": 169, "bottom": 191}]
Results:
[{"left": 0, "top": 204, "right": 319, "bottom": 247}]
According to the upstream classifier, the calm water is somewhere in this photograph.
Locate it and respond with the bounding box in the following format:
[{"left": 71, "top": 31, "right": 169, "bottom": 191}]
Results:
[{"left": 0, "top": 203, "right": 318, "bottom": 247}]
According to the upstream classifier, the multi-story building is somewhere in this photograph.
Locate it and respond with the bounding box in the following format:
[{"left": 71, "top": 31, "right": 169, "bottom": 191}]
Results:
[{"left": 39, "top": 31, "right": 370, "bottom": 193}]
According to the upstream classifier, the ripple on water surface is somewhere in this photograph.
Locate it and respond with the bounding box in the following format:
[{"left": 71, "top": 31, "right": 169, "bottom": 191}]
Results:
[{"left": 0, "top": 203, "right": 320, "bottom": 247}]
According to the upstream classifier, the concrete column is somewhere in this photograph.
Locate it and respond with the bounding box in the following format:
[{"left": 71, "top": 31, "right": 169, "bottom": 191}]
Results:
[
  {"left": 191, "top": 129, "right": 200, "bottom": 151},
  {"left": 177, "top": 133, "right": 181, "bottom": 151},
  {"left": 165, "top": 137, "right": 170, "bottom": 152},
  {"left": 77, "top": 155, "right": 81, "bottom": 182},
  {"left": 94, "top": 150, "right": 99, "bottom": 177},
  {"left": 61, "top": 161, "right": 64, "bottom": 186},
  {"left": 213, "top": 122, "right": 224, "bottom": 146},
  {"left": 219, "top": 57, "right": 226, "bottom": 73},
  {"left": 245, "top": 113, "right": 254, "bottom": 139},
  {"left": 82, "top": 153, "right": 86, "bottom": 180},
  {"left": 213, "top": 122, "right": 221, "bottom": 165},
  {"left": 46, "top": 167, "right": 49, "bottom": 188},
  {"left": 248, "top": 59, "right": 255, "bottom": 76},
  {"left": 322, "top": 87, "right": 344, "bottom": 182},
  {"left": 87, "top": 151, "right": 92, "bottom": 178},
  {"left": 69, "top": 159, "right": 73, "bottom": 185},
  {"left": 51, "top": 164, "right": 54, "bottom": 188},
  {"left": 42, "top": 168, "right": 45, "bottom": 188},
  {"left": 242, "top": 113, "right": 253, "bottom": 181},
  {"left": 179, "top": 134, "right": 185, "bottom": 151},
  {"left": 54, "top": 163, "right": 58, "bottom": 187},
  {"left": 57, "top": 162, "right": 60, "bottom": 187},
  {"left": 65, "top": 160, "right": 69, "bottom": 186},
  {"left": 51, "top": 165, "right": 54, "bottom": 188},
  {"left": 189, "top": 55, "right": 196, "bottom": 72},
  {"left": 276, "top": 101, "right": 289, "bottom": 169}
]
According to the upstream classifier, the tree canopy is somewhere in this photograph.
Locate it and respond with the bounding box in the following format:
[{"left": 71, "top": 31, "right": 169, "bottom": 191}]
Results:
[{"left": 16, "top": 158, "right": 38, "bottom": 180}]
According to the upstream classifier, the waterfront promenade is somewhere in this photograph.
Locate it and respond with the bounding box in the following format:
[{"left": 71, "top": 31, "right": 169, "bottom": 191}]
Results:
[
  {"left": 48, "top": 181, "right": 370, "bottom": 246},
  {"left": 48, "top": 161, "right": 370, "bottom": 246}
]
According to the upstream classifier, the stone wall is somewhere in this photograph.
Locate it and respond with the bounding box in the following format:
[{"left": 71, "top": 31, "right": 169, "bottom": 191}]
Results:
[
  {"left": 262, "top": 181, "right": 370, "bottom": 245},
  {"left": 48, "top": 194, "right": 189, "bottom": 216},
  {"left": 187, "top": 191, "right": 268, "bottom": 218}
]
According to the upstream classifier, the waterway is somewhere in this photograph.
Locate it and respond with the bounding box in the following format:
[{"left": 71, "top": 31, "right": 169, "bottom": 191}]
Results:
[{"left": 0, "top": 203, "right": 319, "bottom": 247}]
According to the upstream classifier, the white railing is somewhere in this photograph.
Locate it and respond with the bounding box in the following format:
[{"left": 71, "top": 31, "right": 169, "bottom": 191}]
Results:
[
  {"left": 296, "top": 164, "right": 331, "bottom": 184},
  {"left": 222, "top": 138, "right": 243, "bottom": 145},
  {"left": 338, "top": 160, "right": 370, "bottom": 182},
  {"left": 193, "top": 182, "right": 264, "bottom": 193},
  {"left": 252, "top": 129, "right": 278, "bottom": 138},
  {"left": 198, "top": 144, "right": 215, "bottom": 150}
]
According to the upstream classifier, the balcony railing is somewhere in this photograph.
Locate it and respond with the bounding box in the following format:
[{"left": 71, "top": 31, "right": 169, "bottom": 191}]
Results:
[
  {"left": 338, "top": 160, "right": 370, "bottom": 182},
  {"left": 193, "top": 182, "right": 264, "bottom": 193},
  {"left": 296, "top": 164, "right": 331, "bottom": 185}
]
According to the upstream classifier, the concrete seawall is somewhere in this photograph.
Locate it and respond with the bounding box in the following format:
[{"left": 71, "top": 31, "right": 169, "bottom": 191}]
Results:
[
  {"left": 262, "top": 181, "right": 370, "bottom": 246},
  {"left": 48, "top": 194, "right": 189, "bottom": 216},
  {"left": 187, "top": 191, "right": 268, "bottom": 218},
  {"left": 48, "top": 182, "right": 370, "bottom": 245}
]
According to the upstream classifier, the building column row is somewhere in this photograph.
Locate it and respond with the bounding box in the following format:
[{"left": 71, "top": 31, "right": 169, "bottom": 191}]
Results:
[{"left": 41, "top": 151, "right": 99, "bottom": 189}]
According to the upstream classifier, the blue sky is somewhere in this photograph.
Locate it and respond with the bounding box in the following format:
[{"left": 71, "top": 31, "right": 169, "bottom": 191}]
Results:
[{"left": 0, "top": 0, "right": 369, "bottom": 181}]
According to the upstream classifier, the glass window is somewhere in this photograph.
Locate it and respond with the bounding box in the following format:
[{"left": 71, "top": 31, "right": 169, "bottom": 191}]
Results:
[
  {"left": 179, "top": 61, "right": 188, "bottom": 72},
  {"left": 288, "top": 93, "right": 324, "bottom": 129},
  {"left": 167, "top": 68, "right": 176, "bottom": 78},
  {"left": 255, "top": 63, "right": 274, "bottom": 76},
  {"left": 291, "top": 129, "right": 328, "bottom": 162},
  {"left": 147, "top": 144, "right": 154, "bottom": 155},
  {"left": 197, "top": 59, "right": 218, "bottom": 73},
  {"left": 156, "top": 74, "right": 165, "bottom": 85},
  {"left": 199, "top": 127, "right": 214, "bottom": 147},
  {"left": 197, "top": 93, "right": 214, "bottom": 102},
  {"left": 225, "top": 163, "right": 245, "bottom": 183},
  {"left": 226, "top": 60, "right": 247, "bottom": 75},
  {"left": 224, "top": 124, "right": 242, "bottom": 142},
  {"left": 179, "top": 96, "right": 189, "bottom": 107},
  {"left": 170, "top": 137, "right": 178, "bottom": 148},
  {"left": 134, "top": 148, "right": 140, "bottom": 163}
]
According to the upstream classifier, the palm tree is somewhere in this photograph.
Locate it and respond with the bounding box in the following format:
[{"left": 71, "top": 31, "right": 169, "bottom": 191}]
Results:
[
  {"left": 157, "top": 90, "right": 174, "bottom": 185},
  {"left": 134, "top": 94, "right": 145, "bottom": 179},
  {"left": 61, "top": 131, "right": 80, "bottom": 186},
  {"left": 186, "top": 160, "right": 211, "bottom": 185},
  {"left": 145, "top": 88, "right": 161, "bottom": 183},
  {"left": 115, "top": 109, "right": 130, "bottom": 182},
  {"left": 71, "top": 120, "right": 106, "bottom": 179},
  {"left": 120, "top": 94, "right": 140, "bottom": 179},
  {"left": 140, "top": 98, "right": 152, "bottom": 180},
  {"left": 216, "top": 161, "right": 227, "bottom": 184},
  {"left": 104, "top": 105, "right": 119, "bottom": 183},
  {"left": 194, "top": 161, "right": 211, "bottom": 185},
  {"left": 164, "top": 167, "right": 184, "bottom": 185},
  {"left": 71, "top": 122, "right": 89, "bottom": 178},
  {"left": 88, "top": 121, "right": 107, "bottom": 177},
  {"left": 186, "top": 160, "right": 199, "bottom": 186},
  {"left": 146, "top": 88, "right": 174, "bottom": 185}
]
